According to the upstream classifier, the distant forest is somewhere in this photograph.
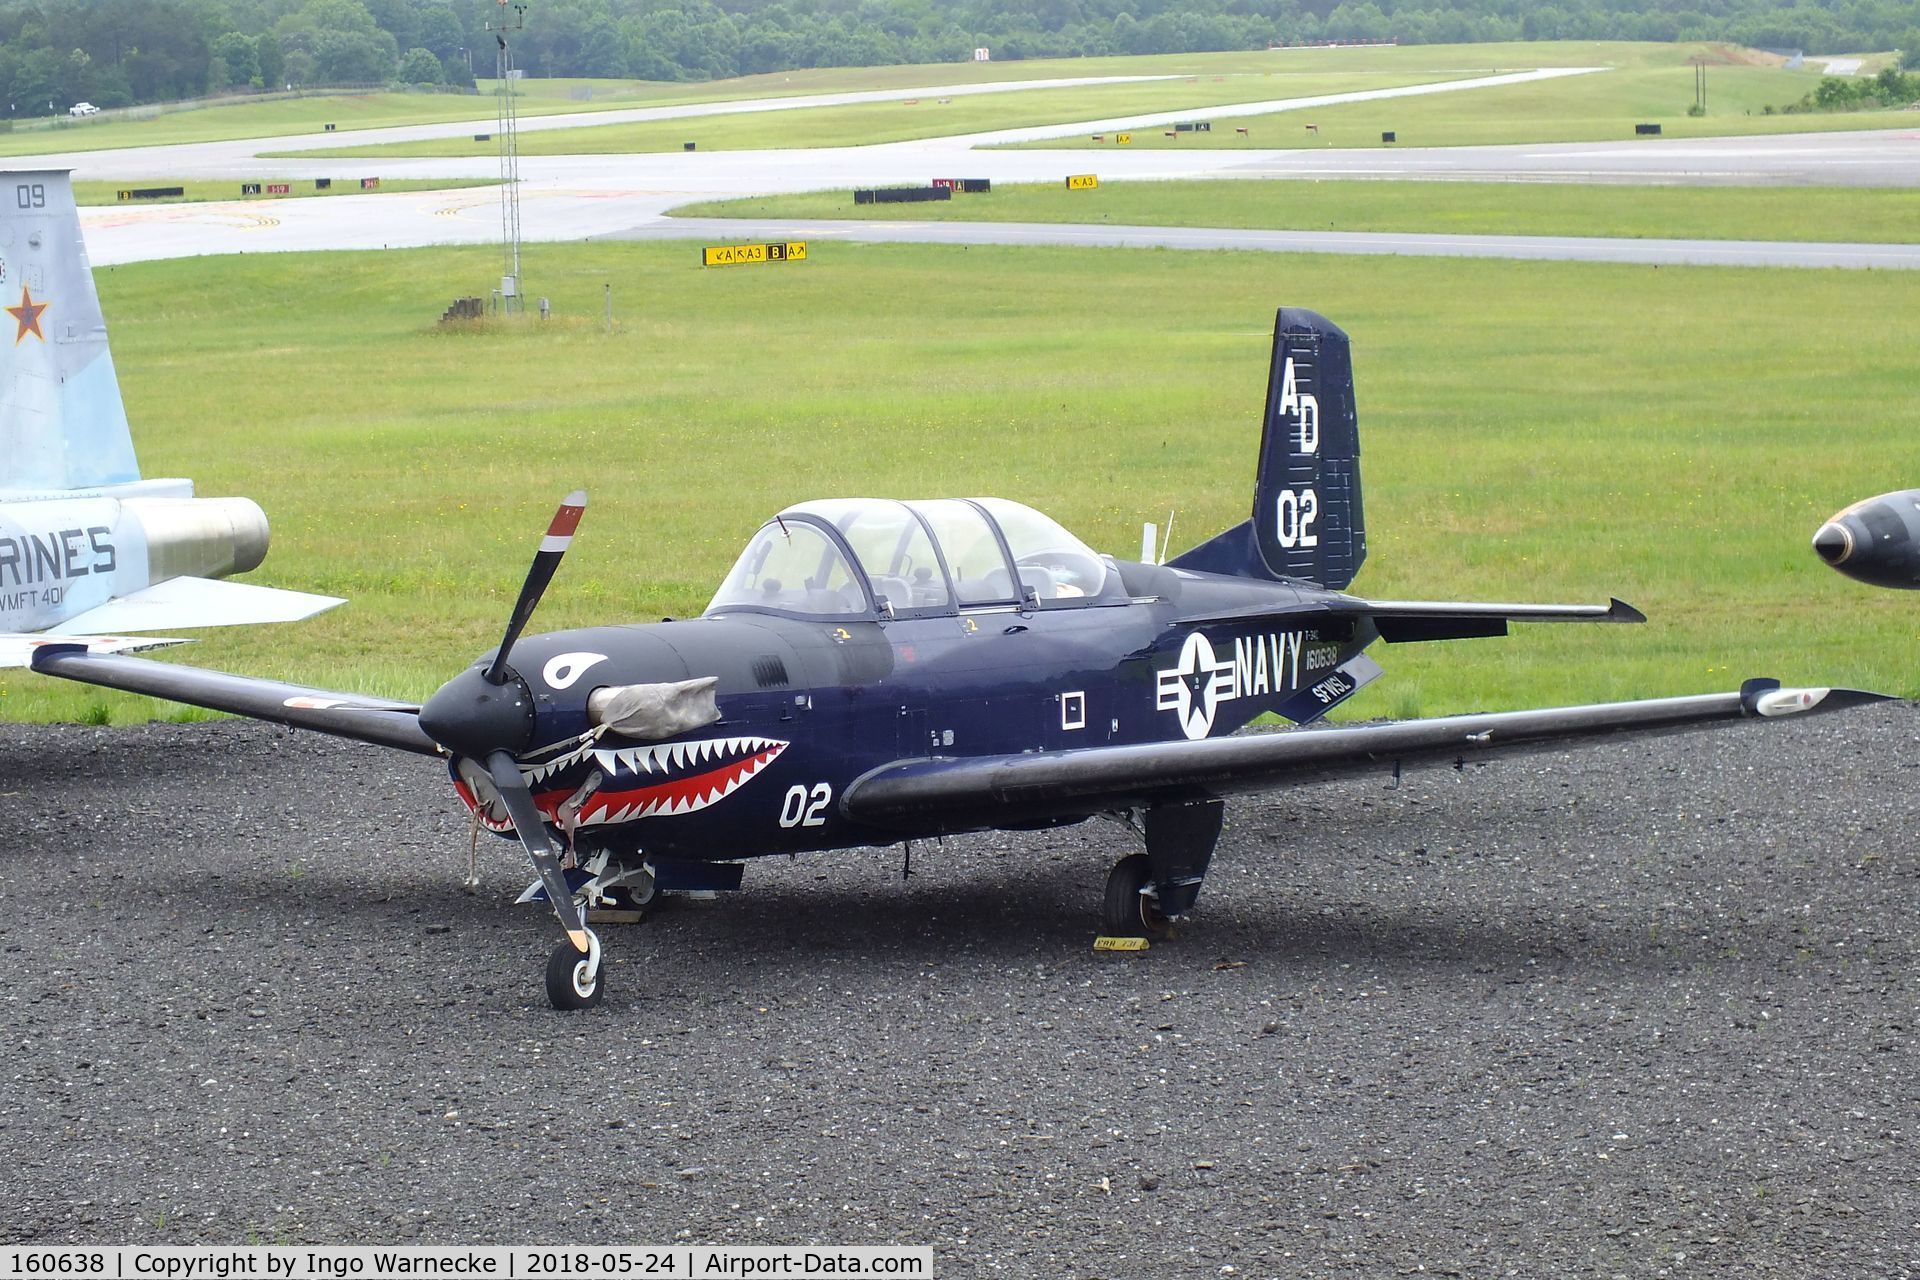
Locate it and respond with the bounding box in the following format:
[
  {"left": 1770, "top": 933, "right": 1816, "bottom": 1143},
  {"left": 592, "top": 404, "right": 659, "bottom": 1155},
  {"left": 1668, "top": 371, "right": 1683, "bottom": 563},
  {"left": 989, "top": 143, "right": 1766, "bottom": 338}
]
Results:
[{"left": 0, "top": 0, "right": 1914, "bottom": 113}]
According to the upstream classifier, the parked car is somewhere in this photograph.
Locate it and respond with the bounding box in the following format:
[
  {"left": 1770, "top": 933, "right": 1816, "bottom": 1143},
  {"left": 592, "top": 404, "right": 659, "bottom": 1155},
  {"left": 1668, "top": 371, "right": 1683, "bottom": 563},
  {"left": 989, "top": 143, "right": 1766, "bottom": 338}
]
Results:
[{"left": 68, "top": 102, "right": 99, "bottom": 117}]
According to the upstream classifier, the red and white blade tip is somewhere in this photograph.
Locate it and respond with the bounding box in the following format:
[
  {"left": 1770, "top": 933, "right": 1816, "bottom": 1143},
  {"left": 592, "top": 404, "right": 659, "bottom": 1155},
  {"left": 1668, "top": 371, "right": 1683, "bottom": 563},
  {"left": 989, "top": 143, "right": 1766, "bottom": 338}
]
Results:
[{"left": 543, "top": 491, "right": 587, "bottom": 548}]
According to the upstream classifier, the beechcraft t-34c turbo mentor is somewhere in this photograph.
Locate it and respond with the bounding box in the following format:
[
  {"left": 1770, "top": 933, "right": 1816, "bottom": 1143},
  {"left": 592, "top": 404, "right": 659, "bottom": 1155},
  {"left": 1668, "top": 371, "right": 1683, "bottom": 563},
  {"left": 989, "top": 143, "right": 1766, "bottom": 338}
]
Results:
[
  {"left": 0, "top": 168, "right": 338, "bottom": 666},
  {"left": 32, "top": 308, "right": 1885, "bottom": 1009}
]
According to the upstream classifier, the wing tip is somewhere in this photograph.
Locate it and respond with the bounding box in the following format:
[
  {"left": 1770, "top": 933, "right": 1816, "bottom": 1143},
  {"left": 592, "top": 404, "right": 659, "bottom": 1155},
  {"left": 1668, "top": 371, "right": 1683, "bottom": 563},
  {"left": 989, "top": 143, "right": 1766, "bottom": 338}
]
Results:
[
  {"left": 1740, "top": 678, "right": 1900, "bottom": 717},
  {"left": 1608, "top": 598, "right": 1647, "bottom": 624}
]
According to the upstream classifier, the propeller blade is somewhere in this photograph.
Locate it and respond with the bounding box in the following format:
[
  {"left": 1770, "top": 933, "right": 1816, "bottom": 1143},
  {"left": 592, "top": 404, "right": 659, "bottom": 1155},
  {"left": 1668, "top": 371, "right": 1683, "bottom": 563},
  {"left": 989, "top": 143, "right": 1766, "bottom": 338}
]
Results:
[
  {"left": 484, "top": 489, "right": 586, "bottom": 686},
  {"left": 487, "top": 750, "right": 591, "bottom": 955}
]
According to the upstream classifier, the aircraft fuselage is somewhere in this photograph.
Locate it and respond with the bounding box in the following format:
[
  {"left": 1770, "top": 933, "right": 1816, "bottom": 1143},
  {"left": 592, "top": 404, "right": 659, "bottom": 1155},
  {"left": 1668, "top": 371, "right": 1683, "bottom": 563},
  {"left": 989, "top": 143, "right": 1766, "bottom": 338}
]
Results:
[{"left": 455, "top": 561, "right": 1379, "bottom": 864}]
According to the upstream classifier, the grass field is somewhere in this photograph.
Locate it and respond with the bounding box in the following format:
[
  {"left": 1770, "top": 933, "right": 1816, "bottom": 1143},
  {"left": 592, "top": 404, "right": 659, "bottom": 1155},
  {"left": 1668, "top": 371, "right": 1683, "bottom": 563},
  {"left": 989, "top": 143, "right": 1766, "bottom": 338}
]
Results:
[
  {"left": 5, "top": 42, "right": 1896, "bottom": 160},
  {"left": 675, "top": 178, "right": 1920, "bottom": 244},
  {"left": 72, "top": 177, "right": 494, "bottom": 206},
  {"left": 269, "top": 71, "right": 1457, "bottom": 159},
  {"left": 0, "top": 51, "right": 1453, "bottom": 158},
  {"left": 1015, "top": 43, "right": 1909, "bottom": 149},
  {"left": 271, "top": 41, "right": 1908, "bottom": 162},
  {"left": 3, "top": 242, "right": 1915, "bottom": 727},
  {"left": 0, "top": 64, "right": 1090, "bottom": 157}
]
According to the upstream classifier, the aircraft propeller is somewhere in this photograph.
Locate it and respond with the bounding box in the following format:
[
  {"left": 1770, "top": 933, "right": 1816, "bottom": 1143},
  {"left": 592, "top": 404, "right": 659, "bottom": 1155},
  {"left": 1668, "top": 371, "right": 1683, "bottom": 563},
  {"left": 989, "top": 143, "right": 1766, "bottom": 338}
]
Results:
[{"left": 417, "top": 490, "right": 605, "bottom": 1009}]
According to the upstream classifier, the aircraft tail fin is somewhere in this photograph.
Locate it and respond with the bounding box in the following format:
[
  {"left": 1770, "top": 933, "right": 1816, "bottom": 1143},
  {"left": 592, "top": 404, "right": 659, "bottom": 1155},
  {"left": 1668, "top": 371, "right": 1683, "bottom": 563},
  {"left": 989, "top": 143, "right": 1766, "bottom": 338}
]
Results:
[
  {"left": 0, "top": 169, "right": 140, "bottom": 494},
  {"left": 1168, "top": 307, "right": 1366, "bottom": 589}
]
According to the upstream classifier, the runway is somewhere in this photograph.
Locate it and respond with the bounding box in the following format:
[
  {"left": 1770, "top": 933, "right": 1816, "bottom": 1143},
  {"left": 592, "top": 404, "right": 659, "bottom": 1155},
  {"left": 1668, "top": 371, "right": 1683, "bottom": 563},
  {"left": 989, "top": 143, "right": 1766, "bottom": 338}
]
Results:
[{"left": 3, "top": 707, "right": 1914, "bottom": 1268}]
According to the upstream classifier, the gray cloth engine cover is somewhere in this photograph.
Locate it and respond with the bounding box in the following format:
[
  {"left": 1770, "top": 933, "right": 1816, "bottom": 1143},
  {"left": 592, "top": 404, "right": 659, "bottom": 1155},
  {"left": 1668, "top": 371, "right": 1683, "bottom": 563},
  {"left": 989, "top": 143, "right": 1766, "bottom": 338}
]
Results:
[{"left": 587, "top": 677, "right": 722, "bottom": 738}]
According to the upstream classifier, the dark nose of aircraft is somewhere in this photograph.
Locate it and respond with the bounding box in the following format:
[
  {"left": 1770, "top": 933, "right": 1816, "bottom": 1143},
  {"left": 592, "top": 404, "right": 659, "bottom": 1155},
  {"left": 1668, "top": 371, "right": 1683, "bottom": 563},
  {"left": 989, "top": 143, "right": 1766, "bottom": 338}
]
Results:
[
  {"left": 1812, "top": 522, "right": 1851, "bottom": 566},
  {"left": 1813, "top": 489, "right": 1920, "bottom": 589},
  {"left": 418, "top": 664, "right": 537, "bottom": 759}
]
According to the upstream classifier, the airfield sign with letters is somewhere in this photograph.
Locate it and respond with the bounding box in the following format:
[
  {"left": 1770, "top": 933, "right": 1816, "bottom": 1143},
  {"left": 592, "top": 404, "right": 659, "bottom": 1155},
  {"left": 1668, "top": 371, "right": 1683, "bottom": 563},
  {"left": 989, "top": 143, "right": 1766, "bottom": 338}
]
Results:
[
  {"left": 702, "top": 242, "right": 808, "bottom": 267},
  {"left": 1066, "top": 174, "right": 1099, "bottom": 190}
]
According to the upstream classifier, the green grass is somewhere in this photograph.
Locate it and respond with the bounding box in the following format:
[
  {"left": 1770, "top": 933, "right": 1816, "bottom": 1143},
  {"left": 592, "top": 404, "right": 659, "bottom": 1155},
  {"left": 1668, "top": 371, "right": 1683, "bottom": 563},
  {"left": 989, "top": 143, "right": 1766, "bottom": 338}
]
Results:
[
  {"left": 1014, "top": 42, "right": 1911, "bottom": 149},
  {"left": 0, "top": 69, "right": 1033, "bottom": 157},
  {"left": 0, "top": 51, "right": 1453, "bottom": 157},
  {"left": 675, "top": 177, "right": 1920, "bottom": 244},
  {"left": 3, "top": 241, "right": 1916, "bottom": 727},
  {"left": 73, "top": 178, "right": 495, "bottom": 206},
  {"left": 7, "top": 42, "right": 1895, "bottom": 159},
  {"left": 270, "top": 71, "right": 1458, "bottom": 159}
]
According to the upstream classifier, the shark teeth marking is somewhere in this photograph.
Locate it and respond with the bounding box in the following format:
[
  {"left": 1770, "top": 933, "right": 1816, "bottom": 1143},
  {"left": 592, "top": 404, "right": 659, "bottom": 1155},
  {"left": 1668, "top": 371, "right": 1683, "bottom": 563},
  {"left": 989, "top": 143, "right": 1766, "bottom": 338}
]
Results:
[
  {"left": 573, "top": 737, "right": 789, "bottom": 827},
  {"left": 453, "top": 735, "right": 790, "bottom": 833}
]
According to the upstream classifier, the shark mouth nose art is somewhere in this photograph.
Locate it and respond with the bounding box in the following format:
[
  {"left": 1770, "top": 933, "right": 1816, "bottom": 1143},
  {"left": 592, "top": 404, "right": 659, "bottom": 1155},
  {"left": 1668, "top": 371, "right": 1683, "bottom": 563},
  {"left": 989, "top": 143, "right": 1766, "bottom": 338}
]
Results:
[{"left": 455, "top": 735, "right": 790, "bottom": 833}]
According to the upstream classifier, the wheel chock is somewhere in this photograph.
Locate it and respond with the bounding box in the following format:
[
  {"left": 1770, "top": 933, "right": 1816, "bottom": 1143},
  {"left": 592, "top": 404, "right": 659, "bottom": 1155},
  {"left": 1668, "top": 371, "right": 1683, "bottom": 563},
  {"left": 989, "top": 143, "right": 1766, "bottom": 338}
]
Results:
[{"left": 1093, "top": 935, "right": 1151, "bottom": 953}]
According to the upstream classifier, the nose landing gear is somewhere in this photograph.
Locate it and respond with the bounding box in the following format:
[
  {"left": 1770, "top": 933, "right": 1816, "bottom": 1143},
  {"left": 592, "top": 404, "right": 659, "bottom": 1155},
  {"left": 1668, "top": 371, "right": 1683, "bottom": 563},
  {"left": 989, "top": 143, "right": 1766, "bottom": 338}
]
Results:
[{"left": 546, "top": 929, "right": 604, "bottom": 1010}]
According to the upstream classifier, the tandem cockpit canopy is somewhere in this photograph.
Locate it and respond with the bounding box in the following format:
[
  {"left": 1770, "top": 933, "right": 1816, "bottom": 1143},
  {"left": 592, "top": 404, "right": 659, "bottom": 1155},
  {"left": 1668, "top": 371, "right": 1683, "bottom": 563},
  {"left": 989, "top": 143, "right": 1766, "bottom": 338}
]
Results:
[{"left": 706, "top": 497, "right": 1121, "bottom": 621}]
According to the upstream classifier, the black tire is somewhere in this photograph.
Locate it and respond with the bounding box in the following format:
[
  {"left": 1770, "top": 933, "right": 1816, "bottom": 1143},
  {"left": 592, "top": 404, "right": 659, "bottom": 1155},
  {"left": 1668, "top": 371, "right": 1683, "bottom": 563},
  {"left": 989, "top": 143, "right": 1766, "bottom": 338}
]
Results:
[
  {"left": 1102, "top": 853, "right": 1170, "bottom": 939},
  {"left": 545, "top": 940, "right": 605, "bottom": 1010}
]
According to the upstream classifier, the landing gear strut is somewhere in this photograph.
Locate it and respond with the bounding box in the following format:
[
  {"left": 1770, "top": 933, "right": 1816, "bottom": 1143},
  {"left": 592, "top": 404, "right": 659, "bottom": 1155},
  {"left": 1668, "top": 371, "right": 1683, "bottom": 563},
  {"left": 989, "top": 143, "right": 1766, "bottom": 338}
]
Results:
[{"left": 1102, "top": 800, "right": 1225, "bottom": 938}]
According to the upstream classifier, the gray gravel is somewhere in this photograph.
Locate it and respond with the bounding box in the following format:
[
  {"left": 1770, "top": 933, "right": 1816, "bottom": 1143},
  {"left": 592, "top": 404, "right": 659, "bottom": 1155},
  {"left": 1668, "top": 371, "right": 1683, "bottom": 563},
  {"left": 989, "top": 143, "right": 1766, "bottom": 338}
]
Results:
[{"left": 2, "top": 709, "right": 1916, "bottom": 1275}]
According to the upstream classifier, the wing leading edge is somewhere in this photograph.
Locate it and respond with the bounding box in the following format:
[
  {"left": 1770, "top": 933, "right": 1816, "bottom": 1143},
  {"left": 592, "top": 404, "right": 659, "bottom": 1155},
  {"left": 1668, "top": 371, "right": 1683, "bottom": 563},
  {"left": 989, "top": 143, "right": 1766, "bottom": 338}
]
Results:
[{"left": 843, "top": 680, "right": 1889, "bottom": 831}]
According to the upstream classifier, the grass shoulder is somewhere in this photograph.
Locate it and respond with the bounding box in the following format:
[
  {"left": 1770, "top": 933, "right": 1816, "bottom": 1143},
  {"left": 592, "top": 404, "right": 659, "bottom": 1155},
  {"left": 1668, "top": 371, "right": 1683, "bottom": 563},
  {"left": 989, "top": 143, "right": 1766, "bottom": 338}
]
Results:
[
  {"left": 671, "top": 178, "right": 1920, "bottom": 245},
  {"left": 73, "top": 177, "right": 496, "bottom": 206}
]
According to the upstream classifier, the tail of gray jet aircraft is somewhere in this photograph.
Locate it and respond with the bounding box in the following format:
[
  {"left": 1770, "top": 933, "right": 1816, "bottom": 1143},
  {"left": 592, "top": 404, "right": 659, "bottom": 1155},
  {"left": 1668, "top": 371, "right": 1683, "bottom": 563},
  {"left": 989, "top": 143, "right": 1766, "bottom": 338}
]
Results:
[
  {"left": 0, "top": 169, "right": 145, "bottom": 496},
  {"left": 0, "top": 168, "right": 340, "bottom": 665},
  {"left": 1169, "top": 308, "right": 1366, "bottom": 590}
]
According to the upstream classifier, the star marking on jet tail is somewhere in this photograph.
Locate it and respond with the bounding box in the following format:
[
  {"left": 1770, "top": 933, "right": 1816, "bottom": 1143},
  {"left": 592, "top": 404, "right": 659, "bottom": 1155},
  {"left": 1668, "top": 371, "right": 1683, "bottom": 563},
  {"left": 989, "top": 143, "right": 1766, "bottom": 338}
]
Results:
[{"left": 7, "top": 284, "right": 47, "bottom": 343}]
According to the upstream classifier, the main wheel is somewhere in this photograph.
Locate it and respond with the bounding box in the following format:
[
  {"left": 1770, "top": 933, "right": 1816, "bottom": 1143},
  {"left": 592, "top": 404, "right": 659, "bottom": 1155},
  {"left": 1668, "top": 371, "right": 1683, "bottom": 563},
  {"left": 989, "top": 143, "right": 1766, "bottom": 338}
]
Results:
[
  {"left": 545, "top": 940, "right": 605, "bottom": 1010},
  {"left": 589, "top": 876, "right": 658, "bottom": 925},
  {"left": 1102, "top": 853, "right": 1170, "bottom": 939}
]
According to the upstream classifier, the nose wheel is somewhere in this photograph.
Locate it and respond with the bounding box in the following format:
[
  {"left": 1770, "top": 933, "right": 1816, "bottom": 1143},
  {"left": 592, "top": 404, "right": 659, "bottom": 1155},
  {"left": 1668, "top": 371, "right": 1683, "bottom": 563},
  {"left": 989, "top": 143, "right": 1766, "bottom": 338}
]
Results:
[{"left": 546, "top": 931, "right": 604, "bottom": 1010}]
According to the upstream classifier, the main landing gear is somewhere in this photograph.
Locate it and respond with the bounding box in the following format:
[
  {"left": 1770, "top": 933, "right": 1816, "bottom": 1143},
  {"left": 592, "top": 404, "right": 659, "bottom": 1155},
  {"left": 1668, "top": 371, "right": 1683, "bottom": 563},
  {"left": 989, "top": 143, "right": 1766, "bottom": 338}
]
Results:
[{"left": 1101, "top": 800, "right": 1225, "bottom": 940}]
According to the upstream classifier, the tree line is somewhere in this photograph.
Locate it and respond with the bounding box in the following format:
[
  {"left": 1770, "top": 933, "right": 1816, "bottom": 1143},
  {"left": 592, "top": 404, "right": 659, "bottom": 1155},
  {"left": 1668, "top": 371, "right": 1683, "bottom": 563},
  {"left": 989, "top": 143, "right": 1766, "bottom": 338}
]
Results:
[{"left": 1, "top": 0, "right": 1914, "bottom": 115}]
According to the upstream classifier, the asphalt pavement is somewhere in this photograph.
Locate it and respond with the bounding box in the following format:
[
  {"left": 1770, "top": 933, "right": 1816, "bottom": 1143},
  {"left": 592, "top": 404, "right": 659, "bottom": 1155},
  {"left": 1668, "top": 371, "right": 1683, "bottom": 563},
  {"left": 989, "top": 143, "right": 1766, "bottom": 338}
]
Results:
[{"left": 3, "top": 707, "right": 1915, "bottom": 1272}]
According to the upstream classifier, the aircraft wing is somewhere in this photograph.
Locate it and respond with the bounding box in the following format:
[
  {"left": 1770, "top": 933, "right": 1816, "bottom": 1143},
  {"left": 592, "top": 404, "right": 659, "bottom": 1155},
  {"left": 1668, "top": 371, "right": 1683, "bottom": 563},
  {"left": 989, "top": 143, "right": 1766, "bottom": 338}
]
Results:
[
  {"left": 28, "top": 647, "right": 437, "bottom": 756},
  {"left": 842, "top": 680, "right": 1889, "bottom": 830},
  {"left": 0, "top": 633, "right": 187, "bottom": 669},
  {"left": 56, "top": 576, "right": 344, "bottom": 634}
]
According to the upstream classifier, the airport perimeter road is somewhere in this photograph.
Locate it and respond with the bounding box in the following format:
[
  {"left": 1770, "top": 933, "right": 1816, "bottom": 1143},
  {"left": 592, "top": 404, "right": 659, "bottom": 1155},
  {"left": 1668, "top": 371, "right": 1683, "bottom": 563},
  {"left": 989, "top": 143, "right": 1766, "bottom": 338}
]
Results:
[
  {"left": 3, "top": 706, "right": 1915, "bottom": 1271},
  {"left": 640, "top": 216, "right": 1920, "bottom": 270}
]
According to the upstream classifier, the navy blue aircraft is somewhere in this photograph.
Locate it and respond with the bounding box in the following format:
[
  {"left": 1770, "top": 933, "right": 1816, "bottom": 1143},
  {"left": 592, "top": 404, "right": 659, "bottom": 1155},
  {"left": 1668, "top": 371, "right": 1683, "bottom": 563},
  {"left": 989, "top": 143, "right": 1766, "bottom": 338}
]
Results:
[
  {"left": 1814, "top": 491, "right": 1920, "bottom": 588},
  {"left": 33, "top": 309, "right": 1884, "bottom": 1009}
]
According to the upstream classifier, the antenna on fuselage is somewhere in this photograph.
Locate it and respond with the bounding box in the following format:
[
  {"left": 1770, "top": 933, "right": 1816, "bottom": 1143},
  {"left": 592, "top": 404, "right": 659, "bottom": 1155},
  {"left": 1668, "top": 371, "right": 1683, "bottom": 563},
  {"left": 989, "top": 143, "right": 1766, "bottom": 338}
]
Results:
[{"left": 1139, "top": 511, "right": 1175, "bottom": 565}]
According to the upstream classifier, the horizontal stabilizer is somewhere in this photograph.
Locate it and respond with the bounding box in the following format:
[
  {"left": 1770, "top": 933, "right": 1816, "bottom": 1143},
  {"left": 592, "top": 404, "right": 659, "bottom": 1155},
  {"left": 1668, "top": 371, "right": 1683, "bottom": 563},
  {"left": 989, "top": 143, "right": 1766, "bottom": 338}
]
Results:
[
  {"left": 843, "top": 680, "right": 1890, "bottom": 830},
  {"left": 56, "top": 575, "right": 343, "bottom": 635},
  {"left": 1175, "top": 595, "right": 1645, "bottom": 640},
  {"left": 1363, "top": 596, "right": 1645, "bottom": 642},
  {"left": 0, "top": 632, "right": 186, "bottom": 670}
]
